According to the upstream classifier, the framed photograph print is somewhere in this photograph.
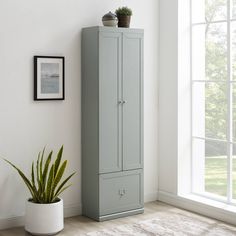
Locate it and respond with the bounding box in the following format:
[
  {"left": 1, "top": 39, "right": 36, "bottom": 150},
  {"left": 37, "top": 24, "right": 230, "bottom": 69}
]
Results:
[{"left": 34, "top": 56, "right": 65, "bottom": 100}]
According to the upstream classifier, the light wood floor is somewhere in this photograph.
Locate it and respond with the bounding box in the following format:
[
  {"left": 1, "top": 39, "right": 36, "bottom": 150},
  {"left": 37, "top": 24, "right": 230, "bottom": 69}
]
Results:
[
  {"left": 0, "top": 201, "right": 232, "bottom": 236},
  {"left": 0, "top": 201, "right": 173, "bottom": 235}
]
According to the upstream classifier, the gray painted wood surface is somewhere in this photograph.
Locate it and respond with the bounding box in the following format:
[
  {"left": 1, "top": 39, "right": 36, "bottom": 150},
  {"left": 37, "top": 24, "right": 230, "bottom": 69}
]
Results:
[
  {"left": 123, "top": 33, "right": 144, "bottom": 170},
  {"left": 81, "top": 27, "right": 99, "bottom": 219},
  {"left": 100, "top": 170, "right": 143, "bottom": 216},
  {"left": 82, "top": 26, "right": 144, "bottom": 221},
  {"left": 99, "top": 32, "right": 122, "bottom": 173}
]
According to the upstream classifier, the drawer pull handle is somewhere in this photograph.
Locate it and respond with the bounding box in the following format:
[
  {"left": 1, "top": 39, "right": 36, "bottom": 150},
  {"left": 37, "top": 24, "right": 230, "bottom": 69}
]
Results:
[{"left": 119, "top": 189, "right": 126, "bottom": 196}]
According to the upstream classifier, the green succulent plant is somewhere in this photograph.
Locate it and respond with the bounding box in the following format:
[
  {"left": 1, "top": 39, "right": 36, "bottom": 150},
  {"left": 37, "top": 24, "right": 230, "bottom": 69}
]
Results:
[
  {"left": 4, "top": 146, "right": 75, "bottom": 204},
  {"left": 115, "top": 6, "right": 132, "bottom": 16}
]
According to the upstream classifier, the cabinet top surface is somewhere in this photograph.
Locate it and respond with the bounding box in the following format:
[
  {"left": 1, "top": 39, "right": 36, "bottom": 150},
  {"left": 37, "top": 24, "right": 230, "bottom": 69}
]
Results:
[{"left": 82, "top": 26, "right": 144, "bottom": 33}]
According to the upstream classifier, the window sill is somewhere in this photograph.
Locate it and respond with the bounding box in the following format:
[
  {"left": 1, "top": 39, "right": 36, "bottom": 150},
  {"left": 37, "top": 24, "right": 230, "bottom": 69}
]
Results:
[
  {"left": 158, "top": 190, "right": 236, "bottom": 225},
  {"left": 181, "top": 193, "right": 236, "bottom": 214}
]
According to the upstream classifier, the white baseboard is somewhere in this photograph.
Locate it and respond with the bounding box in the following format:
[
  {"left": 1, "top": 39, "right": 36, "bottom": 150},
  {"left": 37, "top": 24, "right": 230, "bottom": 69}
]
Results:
[
  {"left": 158, "top": 190, "right": 236, "bottom": 226},
  {"left": 0, "top": 216, "right": 25, "bottom": 231},
  {"left": 0, "top": 203, "right": 82, "bottom": 230},
  {"left": 144, "top": 191, "right": 158, "bottom": 203},
  {"left": 64, "top": 203, "right": 82, "bottom": 218}
]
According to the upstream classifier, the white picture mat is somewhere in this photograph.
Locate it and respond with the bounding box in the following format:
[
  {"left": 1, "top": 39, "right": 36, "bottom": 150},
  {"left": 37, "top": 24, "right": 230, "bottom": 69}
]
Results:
[{"left": 37, "top": 58, "right": 63, "bottom": 99}]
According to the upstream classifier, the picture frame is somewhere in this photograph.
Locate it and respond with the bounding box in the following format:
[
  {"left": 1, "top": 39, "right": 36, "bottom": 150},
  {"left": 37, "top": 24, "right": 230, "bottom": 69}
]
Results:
[{"left": 34, "top": 56, "right": 65, "bottom": 100}]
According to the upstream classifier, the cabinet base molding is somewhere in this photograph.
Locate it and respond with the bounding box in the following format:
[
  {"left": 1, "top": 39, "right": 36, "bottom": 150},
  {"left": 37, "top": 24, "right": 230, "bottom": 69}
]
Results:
[{"left": 99, "top": 208, "right": 144, "bottom": 221}]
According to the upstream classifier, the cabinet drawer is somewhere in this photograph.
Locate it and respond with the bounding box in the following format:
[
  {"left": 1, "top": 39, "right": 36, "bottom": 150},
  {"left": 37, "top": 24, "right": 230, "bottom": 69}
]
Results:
[{"left": 99, "top": 170, "right": 143, "bottom": 216}]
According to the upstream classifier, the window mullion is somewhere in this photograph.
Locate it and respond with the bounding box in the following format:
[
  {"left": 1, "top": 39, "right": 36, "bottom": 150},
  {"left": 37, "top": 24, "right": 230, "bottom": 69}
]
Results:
[
  {"left": 227, "top": 0, "right": 233, "bottom": 204},
  {"left": 190, "top": 0, "right": 194, "bottom": 194}
]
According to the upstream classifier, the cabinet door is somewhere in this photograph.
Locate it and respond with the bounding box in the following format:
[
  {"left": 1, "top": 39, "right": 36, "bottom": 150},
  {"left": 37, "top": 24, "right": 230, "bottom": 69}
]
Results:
[
  {"left": 122, "top": 33, "right": 143, "bottom": 170},
  {"left": 99, "top": 32, "right": 122, "bottom": 173}
]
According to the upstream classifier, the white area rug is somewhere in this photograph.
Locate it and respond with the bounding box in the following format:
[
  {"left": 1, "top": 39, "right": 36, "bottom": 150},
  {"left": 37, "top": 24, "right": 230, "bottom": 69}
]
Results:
[{"left": 82, "top": 211, "right": 236, "bottom": 236}]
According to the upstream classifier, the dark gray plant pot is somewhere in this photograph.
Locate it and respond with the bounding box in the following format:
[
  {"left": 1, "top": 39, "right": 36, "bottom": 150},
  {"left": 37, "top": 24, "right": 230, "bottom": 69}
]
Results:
[{"left": 117, "top": 15, "right": 131, "bottom": 28}]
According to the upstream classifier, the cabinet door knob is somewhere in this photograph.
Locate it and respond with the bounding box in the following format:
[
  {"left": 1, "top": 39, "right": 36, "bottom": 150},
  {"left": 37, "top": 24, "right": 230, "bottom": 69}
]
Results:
[
  {"left": 122, "top": 101, "right": 126, "bottom": 104},
  {"left": 118, "top": 101, "right": 122, "bottom": 104}
]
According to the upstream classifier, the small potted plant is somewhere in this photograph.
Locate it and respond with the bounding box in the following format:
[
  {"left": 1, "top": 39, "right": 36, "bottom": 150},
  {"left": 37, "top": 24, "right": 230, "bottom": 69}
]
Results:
[
  {"left": 4, "top": 146, "right": 75, "bottom": 235},
  {"left": 115, "top": 6, "right": 132, "bottom": 28}
]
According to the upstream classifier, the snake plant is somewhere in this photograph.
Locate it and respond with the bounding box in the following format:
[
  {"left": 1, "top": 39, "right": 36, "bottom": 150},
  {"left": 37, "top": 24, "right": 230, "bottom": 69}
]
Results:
[
  {"left": 4, "top": 146, "right": 75, "bottom": 203},
  {"left": 115, "top": 6, "right": 132, "bottom": 16}
]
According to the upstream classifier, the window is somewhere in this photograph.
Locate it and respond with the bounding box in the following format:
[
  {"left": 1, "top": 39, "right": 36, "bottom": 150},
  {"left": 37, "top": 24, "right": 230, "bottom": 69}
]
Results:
[{"left": 191, "top": 0, "right": 236, "bottom": 204}]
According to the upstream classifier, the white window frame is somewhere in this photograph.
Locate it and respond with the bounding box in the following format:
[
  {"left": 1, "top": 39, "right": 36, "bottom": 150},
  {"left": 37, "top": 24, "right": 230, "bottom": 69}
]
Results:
[{"left": 191, "top": 0, "right": 236, "bottom": 205}]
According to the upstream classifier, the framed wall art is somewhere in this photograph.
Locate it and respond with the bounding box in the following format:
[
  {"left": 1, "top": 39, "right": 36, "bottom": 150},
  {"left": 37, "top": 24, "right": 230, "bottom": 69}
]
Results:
[{"left": 34, "top": 56, "right": 65, "bottom": 100}]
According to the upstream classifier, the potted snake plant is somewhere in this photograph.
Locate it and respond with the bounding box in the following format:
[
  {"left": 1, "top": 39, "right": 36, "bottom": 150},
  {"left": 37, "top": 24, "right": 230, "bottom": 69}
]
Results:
[
  {"left": 115, "top": 6, "right": 132, "bottom": 28},
  {"left": 4, "top": 146, "right": 75, "bottom": 235}
]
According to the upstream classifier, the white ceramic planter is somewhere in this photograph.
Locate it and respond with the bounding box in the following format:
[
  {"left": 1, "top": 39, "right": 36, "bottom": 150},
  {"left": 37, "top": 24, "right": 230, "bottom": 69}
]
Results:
[{"left": 25, "top": 198, "right": 64, "bottom": 235}]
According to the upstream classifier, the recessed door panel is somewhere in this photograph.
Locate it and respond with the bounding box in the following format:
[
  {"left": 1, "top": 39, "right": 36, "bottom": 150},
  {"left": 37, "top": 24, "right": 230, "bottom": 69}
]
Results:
[
  {"left": 122, "top": 33, "right": 143, "bottom": 170},
  {"left": 99, "top": 170, "right": 143, "bottom": 215},
  {"left": 99, "top": 32, "right": 122, "bottom": 173}
]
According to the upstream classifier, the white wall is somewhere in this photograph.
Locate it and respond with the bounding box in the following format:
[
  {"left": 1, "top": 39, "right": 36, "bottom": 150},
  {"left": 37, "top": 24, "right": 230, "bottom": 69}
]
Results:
[
  {"left": 158, "top": 0, "right": 178, "bottom": 194},
  {"left": 0, "top": 0, "right": 158, "bottom": 228},
  {"left": 158, "top": 0, "right": 192, "bottom": 197}
]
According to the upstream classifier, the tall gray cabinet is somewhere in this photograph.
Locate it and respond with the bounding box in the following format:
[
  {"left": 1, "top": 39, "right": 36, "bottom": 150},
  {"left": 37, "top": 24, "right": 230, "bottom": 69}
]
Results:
[{"left": 82, "top": 26, "right": 144, "bottom": 221}]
